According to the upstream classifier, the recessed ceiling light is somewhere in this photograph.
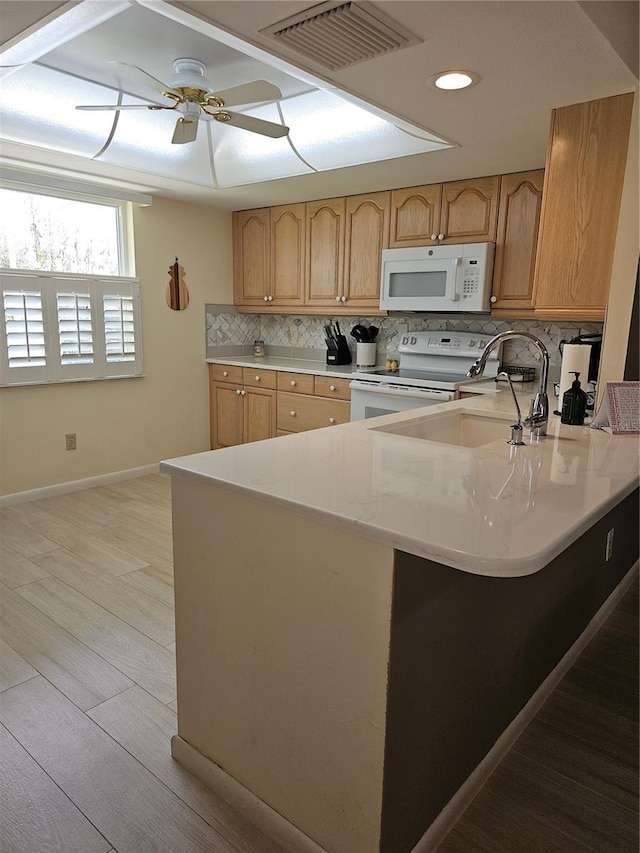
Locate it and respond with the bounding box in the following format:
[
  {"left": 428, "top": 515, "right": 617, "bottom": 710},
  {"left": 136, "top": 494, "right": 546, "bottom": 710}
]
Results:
[{"left": 431, "top": 71, "right": 479, "bottom": 90}]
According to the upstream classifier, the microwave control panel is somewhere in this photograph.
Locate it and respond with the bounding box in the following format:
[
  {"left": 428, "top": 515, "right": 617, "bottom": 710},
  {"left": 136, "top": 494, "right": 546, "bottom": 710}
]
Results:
[{"left": 462, "top": 259, "right": 481, "bottom": 298}]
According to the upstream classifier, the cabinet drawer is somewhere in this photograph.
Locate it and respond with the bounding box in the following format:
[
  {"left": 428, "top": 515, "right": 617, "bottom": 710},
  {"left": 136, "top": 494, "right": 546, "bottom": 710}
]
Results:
[
  {"left": 242, "top": 367, "right": 277, "bottom": 389},
  {"left": 277, "top": 371, "right": 315, "bottom": 394},
  {"left": 277, "top": 393, "right": 350, "bottom": 433},
  {"left": 314, "top": 376, "right": 352, "bottom": 400},
  {"left": 209, "top": 363, "right": 243, "bottom": 383}
]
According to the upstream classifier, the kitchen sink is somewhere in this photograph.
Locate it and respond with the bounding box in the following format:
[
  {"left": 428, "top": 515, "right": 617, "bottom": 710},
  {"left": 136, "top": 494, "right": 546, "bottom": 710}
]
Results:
[{"left": 371, "top": 410, "right": 516, "bottom": 448}]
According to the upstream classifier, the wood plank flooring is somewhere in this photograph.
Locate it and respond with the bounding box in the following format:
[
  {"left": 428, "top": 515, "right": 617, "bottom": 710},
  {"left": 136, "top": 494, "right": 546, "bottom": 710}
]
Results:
[{"left": 0, "top": 473, "right": 637, "bottom": 853}]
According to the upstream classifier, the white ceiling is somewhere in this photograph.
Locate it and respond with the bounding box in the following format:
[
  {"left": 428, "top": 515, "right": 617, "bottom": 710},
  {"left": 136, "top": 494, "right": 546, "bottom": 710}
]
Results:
[{"left": 0, "top": 0, "right": 637, "bottom": 211}]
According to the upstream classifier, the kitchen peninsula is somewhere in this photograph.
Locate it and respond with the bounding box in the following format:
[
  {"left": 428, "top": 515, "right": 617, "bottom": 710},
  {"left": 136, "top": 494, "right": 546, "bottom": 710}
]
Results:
[{"left": 161, "top": 393, "right": 639, "bottom": 853}]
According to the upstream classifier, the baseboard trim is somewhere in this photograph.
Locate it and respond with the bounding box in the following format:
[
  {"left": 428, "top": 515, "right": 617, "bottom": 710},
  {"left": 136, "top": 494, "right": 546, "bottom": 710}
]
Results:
[
  {"left": 171, "top": 735, "right": 327, "bottom": 853},
  {"left": 412, "top": 560, "right": 639, "bottom": 853},
  {"left": 0, "top": 463, "right": 161, "bottom": 506}
]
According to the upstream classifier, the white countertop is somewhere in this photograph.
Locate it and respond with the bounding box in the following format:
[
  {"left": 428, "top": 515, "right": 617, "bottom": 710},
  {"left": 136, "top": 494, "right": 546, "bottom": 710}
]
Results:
[
  {"left": 206, "top": 355, "right": 356, "bottom": 379},
  {"left": 162, "top": 390, "right": 638, "bottom": 578}
]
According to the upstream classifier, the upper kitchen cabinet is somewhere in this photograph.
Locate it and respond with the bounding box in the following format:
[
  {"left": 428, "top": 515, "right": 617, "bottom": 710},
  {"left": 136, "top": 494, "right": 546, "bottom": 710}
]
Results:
[
  {"left": 233, "top": 208, "right": 270, "bottom": 307},
  {"left": 305, "top": 197, "right": 346, "bottom": 308},
  {"left": 343, "top": 192, "right": 390, "bottom": 311},
  {"left": 271, "top": 203, "right": 305, "bottom": 307},
  {"left": 233, "top": 205, "right": 305, "bottom": 309},
  {"left": 532, "top": 93, "right": 634, "bottom": 321},
  {"left": 490, "top": 170, "right": 545, "bottom": 316},
  {"left": 389, "top": 177, "right": 499, "bottom": 246}
]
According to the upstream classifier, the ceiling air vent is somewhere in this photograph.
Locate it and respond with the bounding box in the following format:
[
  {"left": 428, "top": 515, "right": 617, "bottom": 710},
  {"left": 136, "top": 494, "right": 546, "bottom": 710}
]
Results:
[{"left": 259, "top": 1, "right": 422, "bottom": 71}]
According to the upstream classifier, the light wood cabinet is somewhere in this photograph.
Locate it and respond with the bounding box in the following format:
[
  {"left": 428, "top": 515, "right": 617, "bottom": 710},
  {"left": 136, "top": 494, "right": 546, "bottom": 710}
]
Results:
[
  {"left": 271, "top": 203, "right": 305, "bottom": 307},
  {"left": 210, "top": 365, "right": 352, "bottom": 446},
  {"left": 490, "top": 170, "right": 545, "bottom": 316},
  {"left": 209, "top": 365, "right": 276, "bottom": 449},
  {"left": 232, "top": 208, "right": 270, "bottom": 307},
  {"left": 305, "top": 197, "right": 346, "bottom": 308},
  {"left": 277, "top": 392, "right": 350, "bottom": 433},
  {"left": 532, "top": 94, "right": 634, "bottom": 321},
  {"left": 233, "top": 205, "right": 305, "bottom": 308},
  {"left": 389, "top": 177, "right": 499, "bottom": 246},
  {"left": 343, "top": 192, "right": 390, "bottom": 311}
]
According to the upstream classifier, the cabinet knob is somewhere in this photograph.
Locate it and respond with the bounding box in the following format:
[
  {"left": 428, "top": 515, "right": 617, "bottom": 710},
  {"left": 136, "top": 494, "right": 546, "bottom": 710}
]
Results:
[
  {"left": 241, "top": 390, "right": 246, "bottom": 396},
  {"left": 263, "top": 296, "right": 269, "bottom": 302},
  {"left": 268, "top": 295, "right": 273, "bottom": 302},
  {"left": 290, "top": 410, "right": 296, "bottom": 417},
  {"left": 335, "top": 296, "right": 342, "bottom": 302},
  {"left": 255, "top": 375, "right": 261, "bottom": 381},
  {"left": 329, "top": 384, "right": 336, "bottom": 391},
  {"left": 290, "top": 380, "right": 296, "bottom": 386},
  {"left": 430, "top": 234, "right": 437, "bottom": 241},
  {"left": 328, "top": 417, "right": 335, "bottom": 424},
  {"left": 438, "top": 233, "right": 445, "bottom": 241},
  {"left": 490, "top": 295, "right": 497, "bottom": 303},
  {"left": 236, "top": 389, "right": 241, "bottom": 395},
  {"left": 341, "top": 295, "right": 347, "bottom": 302},
  {"left": 223, "top": 370, "right": 229, "bottom": 377}
]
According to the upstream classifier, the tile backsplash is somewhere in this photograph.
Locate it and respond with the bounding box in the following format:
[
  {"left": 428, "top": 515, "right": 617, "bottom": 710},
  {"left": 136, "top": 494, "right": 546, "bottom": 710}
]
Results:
[{"left": 205, "top": 305, "right": 602, "bottom": 376}]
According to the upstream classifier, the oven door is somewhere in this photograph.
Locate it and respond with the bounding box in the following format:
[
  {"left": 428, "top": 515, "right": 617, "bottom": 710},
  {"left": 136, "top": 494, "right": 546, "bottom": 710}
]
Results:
[{"left": 349, "top": 380, "right": 455, "bottom": 421}]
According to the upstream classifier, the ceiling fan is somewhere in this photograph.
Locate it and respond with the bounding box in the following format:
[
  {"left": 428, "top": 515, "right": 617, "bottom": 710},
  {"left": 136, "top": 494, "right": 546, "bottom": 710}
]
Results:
[{"left": 76, "top": 58, "right": 290, "bottom": 144}]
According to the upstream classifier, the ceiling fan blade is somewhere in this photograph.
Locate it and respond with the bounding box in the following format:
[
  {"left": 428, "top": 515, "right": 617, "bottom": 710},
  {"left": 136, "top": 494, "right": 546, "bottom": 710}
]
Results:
[
  {"left": 217, "top": 112, "right": 289, "bottom": 139},
  {"left": 109, "top": 60, "right": 179, "bottom": 96},
  {"left": 212, "top": 80, "right": 282, "bottom": 108},
  {"left": 76, "top": 104, "right": 169, "bottom": 111},
  {"left": 172, "top": 117, "right": 199, "bottom": 145}
]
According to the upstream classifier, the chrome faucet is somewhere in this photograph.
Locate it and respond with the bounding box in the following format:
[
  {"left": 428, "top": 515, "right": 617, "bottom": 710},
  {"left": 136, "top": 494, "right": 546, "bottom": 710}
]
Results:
[{"left": 467, "top": 331, "right": 550, "bottom": 438}]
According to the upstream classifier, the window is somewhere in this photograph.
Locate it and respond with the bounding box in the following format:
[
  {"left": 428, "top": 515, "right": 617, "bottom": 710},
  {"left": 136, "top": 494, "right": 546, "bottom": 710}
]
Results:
[{"left": 0, "top": 186, "right": 142, "bottom": 386}]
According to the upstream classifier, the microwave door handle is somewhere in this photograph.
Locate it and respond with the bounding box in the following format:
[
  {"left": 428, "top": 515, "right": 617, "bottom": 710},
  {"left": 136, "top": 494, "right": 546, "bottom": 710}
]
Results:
[{"left": 446, "top": 258, "right": 460, "bottom": 302}]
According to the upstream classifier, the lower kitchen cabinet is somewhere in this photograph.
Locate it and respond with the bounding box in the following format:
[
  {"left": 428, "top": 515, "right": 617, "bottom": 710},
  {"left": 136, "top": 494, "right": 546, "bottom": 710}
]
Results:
[{"left": 209, "top": 365, "right": 351, "bottom": 447}]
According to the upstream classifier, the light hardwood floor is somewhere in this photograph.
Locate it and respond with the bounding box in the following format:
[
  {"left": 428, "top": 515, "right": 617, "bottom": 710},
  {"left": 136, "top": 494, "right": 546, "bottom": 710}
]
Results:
[{"left": 0, "top": 473, "right": 637, "bottom": 853}]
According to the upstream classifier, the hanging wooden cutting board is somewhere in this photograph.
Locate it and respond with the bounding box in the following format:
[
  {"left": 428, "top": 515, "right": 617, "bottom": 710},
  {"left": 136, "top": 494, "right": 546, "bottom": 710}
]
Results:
[{"left": 167, "top": 258, "right": 189, "bottom": 310}]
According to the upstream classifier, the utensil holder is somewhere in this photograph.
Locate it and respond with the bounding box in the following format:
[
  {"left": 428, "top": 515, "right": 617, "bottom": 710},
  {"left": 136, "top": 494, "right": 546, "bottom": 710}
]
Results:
[
  {"left": 356, "top": 342, "right": 377, "bottom": 368},
  {"left": 326, "top": 335, "right": 352, "bottom": 366}
]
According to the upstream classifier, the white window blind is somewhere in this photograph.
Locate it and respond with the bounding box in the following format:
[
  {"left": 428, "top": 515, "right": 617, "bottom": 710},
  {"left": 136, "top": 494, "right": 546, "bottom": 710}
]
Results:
[{"left": 1, "top": 272, "right": 142, "bottom": 386}]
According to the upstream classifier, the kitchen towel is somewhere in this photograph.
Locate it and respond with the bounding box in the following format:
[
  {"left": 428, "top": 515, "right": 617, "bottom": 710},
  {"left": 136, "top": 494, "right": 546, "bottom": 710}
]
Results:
[{"left": 558, "top": 343, "right": 592, "bottom": 404}]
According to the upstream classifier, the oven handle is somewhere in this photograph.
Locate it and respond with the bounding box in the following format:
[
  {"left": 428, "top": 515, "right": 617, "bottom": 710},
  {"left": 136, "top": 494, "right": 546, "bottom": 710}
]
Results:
[{"left": 349, "top": 380, "right": 455, "bottom": 402}]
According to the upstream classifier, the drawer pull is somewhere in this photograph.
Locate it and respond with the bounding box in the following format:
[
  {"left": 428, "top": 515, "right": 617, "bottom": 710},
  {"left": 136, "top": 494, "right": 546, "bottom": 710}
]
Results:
[
  {"left": 290, "top": 380, "right": 296, "bottom": 386},
  {"left": 263, "top": 296, "right": 269, "bottom": 302},
  {"left": 223, "top": 370, "right": 229, "bottom": 377},
  {"left": 329, "top": 384, "right": 336, "bottom": 391},
  {"left": 255, "top": 375, "right": 261, "bottom": 381},
  {"left": 241, "top": 390, "right": 246, "bottom": 396},
  {"left": 328, "top": 417, "right": 335, "bottom": 424},
  {"left": 289, "top": 410, "right": 296, "bottom": 417},
  {"left": 236, "top": 389, "right": 241, "bottom": 395}
]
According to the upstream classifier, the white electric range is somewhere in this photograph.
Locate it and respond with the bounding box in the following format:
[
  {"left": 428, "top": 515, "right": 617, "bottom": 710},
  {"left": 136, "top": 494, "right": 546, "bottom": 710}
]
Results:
[{"left": 349, "top": 331, "right": 500, "bottom": 421}]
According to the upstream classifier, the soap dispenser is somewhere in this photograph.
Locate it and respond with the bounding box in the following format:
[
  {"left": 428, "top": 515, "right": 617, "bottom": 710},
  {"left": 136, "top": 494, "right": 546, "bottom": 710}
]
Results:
[{"left": 560, "top": 372, "right": 587, "bottom": 425}]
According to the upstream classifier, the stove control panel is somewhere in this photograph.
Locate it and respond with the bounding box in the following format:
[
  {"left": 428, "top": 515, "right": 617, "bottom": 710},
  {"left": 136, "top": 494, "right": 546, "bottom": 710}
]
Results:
[{"left": 398, "top": 332, "right": 491, "bottom": 357}]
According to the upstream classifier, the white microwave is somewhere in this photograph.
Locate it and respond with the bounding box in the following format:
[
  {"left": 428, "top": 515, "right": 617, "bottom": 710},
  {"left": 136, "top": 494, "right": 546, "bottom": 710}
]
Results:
[{"left": 379, "top": 243, "right": 494, "bottom": 313}]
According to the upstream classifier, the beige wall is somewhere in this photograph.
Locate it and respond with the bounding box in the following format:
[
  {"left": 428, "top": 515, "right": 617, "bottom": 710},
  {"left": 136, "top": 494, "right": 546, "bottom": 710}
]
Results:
[{"left": 0, "top": 196, "right": 232, "bottom": 497}]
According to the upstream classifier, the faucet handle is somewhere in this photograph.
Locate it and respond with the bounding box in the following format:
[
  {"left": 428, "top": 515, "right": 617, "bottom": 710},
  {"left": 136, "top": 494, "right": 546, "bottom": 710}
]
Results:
[{"left": 508, "top": 422, "right": 525, "bottom": 446}]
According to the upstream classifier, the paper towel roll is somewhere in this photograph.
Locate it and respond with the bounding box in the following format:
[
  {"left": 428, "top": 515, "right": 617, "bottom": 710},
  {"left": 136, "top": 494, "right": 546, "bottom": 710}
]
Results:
[{"left": 558, "top": 344, "right": 592, "bottom": 404}]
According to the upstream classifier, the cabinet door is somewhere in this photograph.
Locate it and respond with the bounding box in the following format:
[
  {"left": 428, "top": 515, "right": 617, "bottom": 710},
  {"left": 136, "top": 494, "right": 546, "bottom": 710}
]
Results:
[
  {"left": 491, "top": 170, "right": 544, "bottom": 315},
  {"left": 271, "top": 204, "right": 305, "bottom": 306},
  {"left": 305, "top": 198, "right": 345, "bottom": 307},
  {"left": 440, "top": 176, "right": 500, "bottom": 243},
  {"left": 233, "top": 208, "right": 271, "bottom": 306},
  {"left": 532, "top": 94, "right": 633, "bottom": 320},
  {"left": 389, "top": 185, "right": 442, "bottom": 247},
  {"left": 243, "top": 388, "right": 276, "bottom": 444},
  {"left": 344, "top": 192, "right": 390, "bottom": 309},
  {"left": 210, "top": 381, "right": 243, "bottom": 449}
]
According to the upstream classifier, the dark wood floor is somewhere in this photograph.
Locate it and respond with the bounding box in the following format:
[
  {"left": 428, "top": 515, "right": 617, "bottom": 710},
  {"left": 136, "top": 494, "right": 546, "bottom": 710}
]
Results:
[
  {"left": 437, "top": 574, "right": 639, "bottom": 853},
  {"left": 0, "top": 474, "right": 637, "bottom": 852}
]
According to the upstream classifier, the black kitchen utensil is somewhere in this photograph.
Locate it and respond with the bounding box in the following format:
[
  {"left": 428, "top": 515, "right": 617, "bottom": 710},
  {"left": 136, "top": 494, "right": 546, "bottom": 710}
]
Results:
[
  {"left": 350, "top": 324, "right": 369, "bottom": 343},
  {"left": 367, "top": 326, "right": 379, "bottom": 342}
]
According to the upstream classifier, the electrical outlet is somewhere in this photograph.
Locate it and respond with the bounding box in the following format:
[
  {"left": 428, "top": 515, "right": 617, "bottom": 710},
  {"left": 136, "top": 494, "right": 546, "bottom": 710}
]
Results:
[
  {"left": 605, "top": 528, "right": 614, "bottom": 561},
  {"left": 65, "top": 433, "right": 77, "bottom": 451}
]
